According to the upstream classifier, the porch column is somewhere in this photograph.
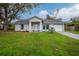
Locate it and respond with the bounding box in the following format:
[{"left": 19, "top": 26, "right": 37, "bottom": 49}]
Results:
[
  {"left": 29, "top": 21, "right": 31, "bottom": 32},
  {"left": 40, "top": 21, "right": 42, "bottom": 32}
]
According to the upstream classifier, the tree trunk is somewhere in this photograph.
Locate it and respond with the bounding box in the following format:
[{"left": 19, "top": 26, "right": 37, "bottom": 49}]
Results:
[
  {"left": 3, "top": 6, "right": 8, "bottom": 31},
  {"left": 3, "top": 19, "right": 8, "bottom": 31}
]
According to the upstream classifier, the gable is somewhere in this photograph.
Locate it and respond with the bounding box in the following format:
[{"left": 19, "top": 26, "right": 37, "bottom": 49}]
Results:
[
  {"left": 29, "top": 18, "right": 42, "bottom": 22},
  {"left": 28, "top": 16, "right": 43, "bottom": 22}
]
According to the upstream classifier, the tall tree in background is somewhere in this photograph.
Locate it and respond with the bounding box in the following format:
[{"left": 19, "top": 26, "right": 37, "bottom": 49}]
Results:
[
  {"left": 46, "top": 14, "right": 55, "bottom": 20},
  {"left": 0, "top": 3, "right": 39, "bottom": 31},
  {"left": 53, "top": 9, "right": 59, "bottom": 19},
  {"left": 47, "top": 9, "right": 60, "bottom": 20},
  {"left": 46, "top": 14, "right": 51, "bottom": 19},
  {"left": 70, "top": 17, "right": 79, "bottom": 25}
]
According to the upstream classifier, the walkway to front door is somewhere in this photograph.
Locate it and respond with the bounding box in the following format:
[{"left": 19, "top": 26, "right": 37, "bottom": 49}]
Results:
[{"left": 58, "top": 32, "right": 79, "bottom": 40}]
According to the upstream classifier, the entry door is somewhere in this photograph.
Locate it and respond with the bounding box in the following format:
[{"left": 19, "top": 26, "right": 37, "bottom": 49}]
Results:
[{"left": 34, "top": 24, "right": 38, "bottom": 31}]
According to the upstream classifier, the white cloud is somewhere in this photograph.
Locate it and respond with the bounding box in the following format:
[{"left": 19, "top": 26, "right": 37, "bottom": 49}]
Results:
[
  {"left": 38, "top": 4, "right": 79, "bottom": 21},
  {"left": 38, "top": 10, "right": 48, "bottom": 19},
  {"left": 55, "top": 4, "right": 79, "bottom": 21}
]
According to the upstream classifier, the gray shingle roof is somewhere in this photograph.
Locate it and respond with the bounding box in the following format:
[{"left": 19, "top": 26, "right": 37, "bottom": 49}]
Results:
[
  {"left": 14, "top": 16, "right": 64, "bottom": 25},
  {"left": 14, "top": 20, "right": 29, "bottom": 24},
  {"left": 43, "top": 19, "right": 64, "bottom": 25}
]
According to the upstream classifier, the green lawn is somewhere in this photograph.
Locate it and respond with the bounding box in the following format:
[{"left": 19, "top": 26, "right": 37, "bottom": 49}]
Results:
[
  {"left": 0, "top": 31, "right": 79, "bottom": 56},
  {"left": 68, "top": 31, "right": 79, "bottom": 34}
]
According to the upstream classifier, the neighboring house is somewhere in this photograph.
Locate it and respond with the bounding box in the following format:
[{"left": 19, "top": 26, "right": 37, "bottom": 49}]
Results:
[{"left": 14, "top": 16, "right": 64, "bottom": 32}]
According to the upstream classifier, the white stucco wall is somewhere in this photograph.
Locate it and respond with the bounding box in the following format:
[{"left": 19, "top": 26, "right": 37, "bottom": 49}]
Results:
[
  {"left": 15, "top": 24, "right": 64, "bottom": 32},
  {"left": 15, "top": 24, "right": 29, "bottom": 31},
  {"left": 49, "top": 24, "right": 64, "bottom": 31}
]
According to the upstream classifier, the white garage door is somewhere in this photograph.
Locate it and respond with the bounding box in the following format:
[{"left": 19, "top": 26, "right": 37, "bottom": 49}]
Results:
[{"left": 54, "top": 25, "right": 64, "bottom": 31}]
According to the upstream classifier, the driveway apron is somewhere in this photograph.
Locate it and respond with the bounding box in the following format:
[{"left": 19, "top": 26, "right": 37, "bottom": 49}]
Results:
[{"left": 58, "top": 32, "right": 79, "bottom": 40}]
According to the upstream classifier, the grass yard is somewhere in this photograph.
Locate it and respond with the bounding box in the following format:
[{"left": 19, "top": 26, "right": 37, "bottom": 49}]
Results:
[
  {"left": 0, "top": 31, "right": 79, "bottom": 56},
  {"left": 68, "top": 31, "right": 79, "bottom": 34}
]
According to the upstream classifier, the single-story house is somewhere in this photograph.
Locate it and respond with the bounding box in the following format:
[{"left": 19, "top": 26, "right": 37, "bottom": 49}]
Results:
[{"left": 14, "top": 16, "right": 64, "bottom": 32}]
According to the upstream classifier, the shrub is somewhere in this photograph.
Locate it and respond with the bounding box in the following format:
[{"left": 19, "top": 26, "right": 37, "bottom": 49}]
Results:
[
  {"left": 49, "top": 27, "right": 55, "bottom": 33},
  {"left": 8, "top": 24, "right": 15, "bottom": 30}
]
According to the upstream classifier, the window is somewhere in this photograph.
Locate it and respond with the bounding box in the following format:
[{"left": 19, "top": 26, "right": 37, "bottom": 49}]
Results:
[
  {"left": 46, "top": 24, "right": 49, "bottom": 29},
  {"left": 21, "top": 24, "right": 24, "bottom": 29},
  {"left": 43, "top": 25, "right": 45, "bottom": 29},
  {"left": 43, "top": 24, "right": 49, "bottom": 30}
]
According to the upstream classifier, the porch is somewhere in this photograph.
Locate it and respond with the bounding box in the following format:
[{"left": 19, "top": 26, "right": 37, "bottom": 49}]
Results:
[{"left": 29, "top": 19, "right": 42, "bottom": 32}]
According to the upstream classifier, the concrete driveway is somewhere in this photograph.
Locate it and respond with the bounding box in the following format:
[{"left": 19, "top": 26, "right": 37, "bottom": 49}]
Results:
[{"left": 58, "top": 32, "right": 79, "bottom": 40}]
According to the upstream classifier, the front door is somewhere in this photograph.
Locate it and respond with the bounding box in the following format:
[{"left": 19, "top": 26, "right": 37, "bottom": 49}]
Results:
[{"left": 34, "top": 24, "right": 38, "bottom": 31}]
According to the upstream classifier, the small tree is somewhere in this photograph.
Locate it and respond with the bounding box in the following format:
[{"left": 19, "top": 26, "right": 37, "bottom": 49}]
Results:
[{"left": 49, "top": 27, "right": 55, "bottom": 33}]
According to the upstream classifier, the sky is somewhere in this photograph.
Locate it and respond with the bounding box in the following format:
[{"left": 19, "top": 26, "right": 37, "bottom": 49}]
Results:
[{"left": 16, "top": 3, "right": 79, "bottom": 22}]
